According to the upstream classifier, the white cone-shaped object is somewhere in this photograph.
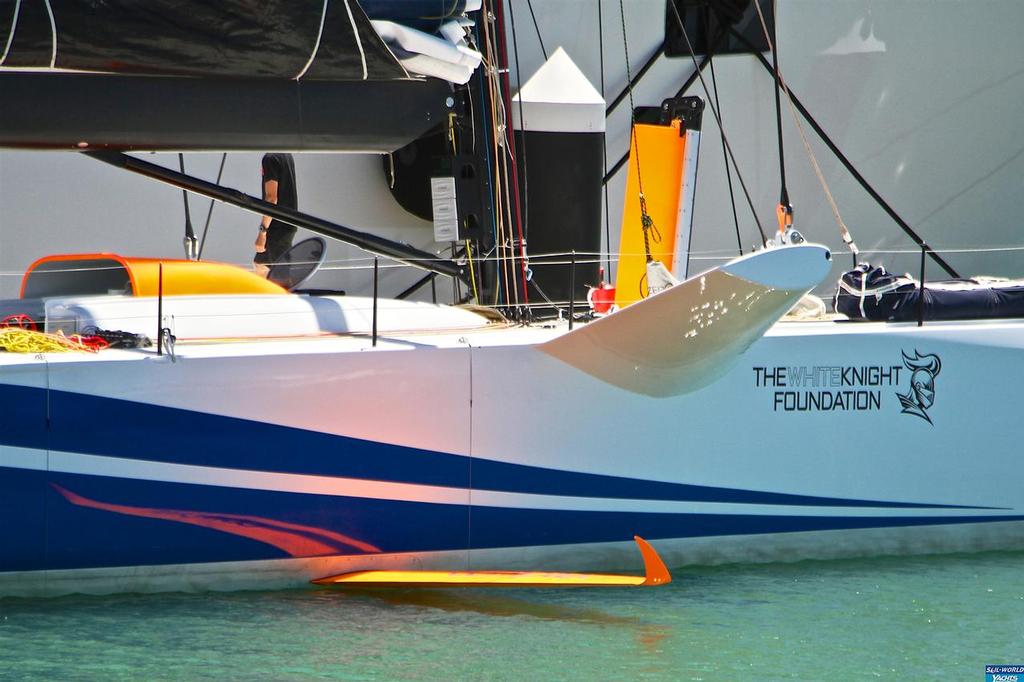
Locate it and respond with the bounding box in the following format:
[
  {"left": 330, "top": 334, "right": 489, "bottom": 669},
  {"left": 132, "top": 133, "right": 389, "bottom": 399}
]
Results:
[{"left": 512, "top": 46, "right": 605, "bottom": 133}]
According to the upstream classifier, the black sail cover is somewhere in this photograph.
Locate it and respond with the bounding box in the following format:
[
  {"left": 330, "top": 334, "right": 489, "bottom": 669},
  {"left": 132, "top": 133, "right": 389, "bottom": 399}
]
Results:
[
  {"left": 0, "top": 0, "right": 407, "bottom": 80},
  {"left": 0, "top": 1, "right": 481, "bottom": 150}
]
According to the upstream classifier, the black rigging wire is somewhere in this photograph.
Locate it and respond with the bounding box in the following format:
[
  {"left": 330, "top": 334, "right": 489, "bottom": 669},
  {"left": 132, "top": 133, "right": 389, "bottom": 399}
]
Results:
[
  {"left": 506, "top": 0, "right": 530, "bottom": 247},
  {"left": 704, "top": 13, "right": 743, "bottom": 256},
  {"left": 617, "top": 0, "right": 660, "bottom": 264},
  {"left": 602, "top": 56, "right": 709, "bottom": 185},
  {"left": 667, "top": 1, "right": 767, "bottom": 245},
  {"left": 606, "top": 44, "right": 664, "bottom": 115},
  {"left": 197, "top": 152, "right": 228, "bottom": 260},
  {"left": 524, "top": 0, "right": 548, "bottom": 60},
  {"left": 616, "top": 0, "right": 639, "bottom": 189},
  {"left": 767, "top": 0, "right": 789, "bottom": 216},
  {"left": 727, "top": 28, "right": 960, "bottom": 278}
]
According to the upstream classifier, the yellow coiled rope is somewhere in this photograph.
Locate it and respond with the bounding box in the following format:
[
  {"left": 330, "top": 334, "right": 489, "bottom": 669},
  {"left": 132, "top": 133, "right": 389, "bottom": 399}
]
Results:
[{"left": 0, "top": 328, "right": 99, "bottom": 353}]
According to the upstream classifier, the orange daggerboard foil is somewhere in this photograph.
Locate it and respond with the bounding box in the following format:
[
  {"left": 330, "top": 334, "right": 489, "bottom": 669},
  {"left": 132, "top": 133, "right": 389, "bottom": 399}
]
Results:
[
  {"left": 614, "top": 120, "right": 688, "bottom": 308},
  {"left": 312, "top": 536, "right": 672, "bottom": 588}
]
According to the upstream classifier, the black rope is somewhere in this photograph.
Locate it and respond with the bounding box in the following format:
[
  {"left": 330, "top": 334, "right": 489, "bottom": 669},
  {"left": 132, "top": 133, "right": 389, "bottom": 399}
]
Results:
[
  {"left": 601, "top": 22, "right": 728, "bottom": 185},
  {"left": 524, "top": 0, "right": 547, "bottom": 60},
  {"left": 529, "top": 277, "right": 569, "bottom": 318},
  {"left": 506, "top": 0, "right": 530, "bottom": 244},
  {"left": 606, "top": 44, "right": 664, "bottom": 115},
  {"left": 617, "top": 0, "right": 639, "bottom": 192},
  {"left": 617, "top": 0, "right": 658, "bottom": 262},
  {"left": 667, "top": 1, "right": 767, "bottom": 245},
  {"left": 705, "top": 13, "right": 743, "bottom": 256},
  {"left": 197, "top": 152, "right": 227, "bottom": 260},
  {"left": 767, "top": 0, "right": 789, "bottom": 213},
  {"left": 729, "top": 28, "right": 960, "bottom": 278},
  {"left": 602, "top": 55, "right": 709, "bottom": 185}
]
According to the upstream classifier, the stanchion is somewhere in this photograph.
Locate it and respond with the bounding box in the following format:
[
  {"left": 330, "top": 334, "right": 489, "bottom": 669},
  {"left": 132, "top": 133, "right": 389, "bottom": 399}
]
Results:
[
  {"left": 157, "top": 262, "right": 163, "bottom": 355},
  {"left": 372, "top": 257, "right": 379, "bottom": 347},
  {"left": 568, "top": 250, "right": 576, "bottom": 330},
  {"left": 918, "top": 244, "right": 927, "bottom": 327}
]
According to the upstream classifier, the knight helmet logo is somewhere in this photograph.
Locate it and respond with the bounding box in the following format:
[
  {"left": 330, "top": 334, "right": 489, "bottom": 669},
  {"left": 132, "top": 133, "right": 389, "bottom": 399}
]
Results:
[{"left": 896, "top": 350, "right": 941, "bottom": 424}]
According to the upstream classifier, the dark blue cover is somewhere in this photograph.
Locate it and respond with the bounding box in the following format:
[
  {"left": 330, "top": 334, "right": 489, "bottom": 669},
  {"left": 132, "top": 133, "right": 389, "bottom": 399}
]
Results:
[{"left": 836, "top": 263, "right": 1024, "bottom": 321}]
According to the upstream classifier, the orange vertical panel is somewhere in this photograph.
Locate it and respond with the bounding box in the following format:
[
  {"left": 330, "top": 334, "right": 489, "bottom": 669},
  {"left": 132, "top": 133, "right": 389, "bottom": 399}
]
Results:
[{"left": 614, "top": 120, "right": 687, "bottom": 308}]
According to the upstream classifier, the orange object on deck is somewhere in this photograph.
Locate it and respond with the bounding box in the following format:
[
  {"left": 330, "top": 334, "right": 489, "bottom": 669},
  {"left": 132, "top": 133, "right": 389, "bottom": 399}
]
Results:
[
  {"left": 776, "top": 203, "right": 793, "bottom": 235},
  {"left": 20, "top": 253, "right": 286, "bottom": 299},
  {"left": 614, "top": 120, "right": 691, "bottom": 308},
  {"left": 312, "top": 536, "right": 672, "bottom": 588}
]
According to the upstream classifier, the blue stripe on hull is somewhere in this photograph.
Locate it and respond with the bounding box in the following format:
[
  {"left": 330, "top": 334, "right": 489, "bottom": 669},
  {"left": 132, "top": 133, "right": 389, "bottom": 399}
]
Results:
[
  {"left": 0, "top": 384, "right": 46, "bottom": 450},
  {"left": 0, "top": 467, "right": 46, "bottom": 571},
  {"left": 1, "top": 470, "right": 1019, "bottom": 573},
  {"left": 0, "top": 383, "right": 983, "bottom": 510}
]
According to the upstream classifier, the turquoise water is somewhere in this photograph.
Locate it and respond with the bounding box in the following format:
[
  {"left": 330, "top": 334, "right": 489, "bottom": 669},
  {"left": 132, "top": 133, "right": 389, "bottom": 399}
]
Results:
[{"left": 1, "top": 551, "right": 1022, "bottom": 680}]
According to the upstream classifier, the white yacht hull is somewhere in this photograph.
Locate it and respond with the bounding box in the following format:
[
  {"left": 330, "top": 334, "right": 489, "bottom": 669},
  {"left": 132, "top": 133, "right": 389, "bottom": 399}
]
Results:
[{"left": 2, "top": 295, "right": 1022, "bottom": 596}]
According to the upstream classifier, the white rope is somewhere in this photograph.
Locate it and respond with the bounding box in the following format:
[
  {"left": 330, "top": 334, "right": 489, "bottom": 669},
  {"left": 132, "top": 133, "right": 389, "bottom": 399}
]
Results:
[
  {"left": 340, "top": 0, "right": 367, "bottom": 80},
  {"left": 42, "top": 0, "right": 56, "bottom": 68},
  {"left": 858, "top": 269, "right": 869, "bottom": 317},
  {"left": 0, "top": 0, "right": 21, "bottom": 66},
  {"left": 4, "top": 245, "right": 1024, "bottom": 281},
  {"left": 295, "top": 0, "right": 329, "bottom": 80},
  {"left": 6, "top": 244, "right": 1024, "bottom": 291}
]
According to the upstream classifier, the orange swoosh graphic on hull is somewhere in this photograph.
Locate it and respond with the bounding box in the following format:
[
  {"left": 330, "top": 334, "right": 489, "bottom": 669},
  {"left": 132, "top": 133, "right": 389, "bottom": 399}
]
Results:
[{"left": 52, "top": 484, "right": 381, "bottom": 557}]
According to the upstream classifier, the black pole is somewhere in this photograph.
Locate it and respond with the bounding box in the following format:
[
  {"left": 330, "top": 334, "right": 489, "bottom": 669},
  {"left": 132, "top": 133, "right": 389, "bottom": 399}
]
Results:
[
  {"left": 84, "top": 150, "right": 467, "bottom": 282},
  {"left": 156, "top": 262, "right": 163, "bottom": 356},
  {"left": 918, "top": 244, "right": 927, "bottom": 328},
  {"left": 568, "top": 250, "right": 576, "bottom": 330},
  {"left": 372, "top": 257, "right": 379, "bottom": 347}
]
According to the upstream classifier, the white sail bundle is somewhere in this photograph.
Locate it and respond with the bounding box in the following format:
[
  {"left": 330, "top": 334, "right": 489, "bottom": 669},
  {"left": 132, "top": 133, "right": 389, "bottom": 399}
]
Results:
[{"left": 371, "top": 5, "right": 482, "bottom": 84}]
